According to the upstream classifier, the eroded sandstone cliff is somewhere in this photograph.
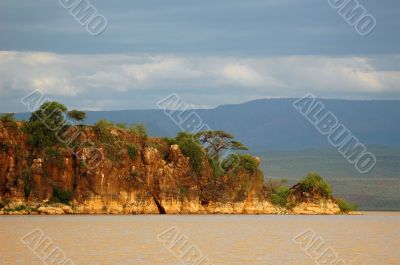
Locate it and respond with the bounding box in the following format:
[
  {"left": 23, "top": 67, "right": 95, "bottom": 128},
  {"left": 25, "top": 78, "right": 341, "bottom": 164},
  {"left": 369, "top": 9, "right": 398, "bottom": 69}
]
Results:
[{"left": 0, "top": 120, "right": 342, "bottom": 215}]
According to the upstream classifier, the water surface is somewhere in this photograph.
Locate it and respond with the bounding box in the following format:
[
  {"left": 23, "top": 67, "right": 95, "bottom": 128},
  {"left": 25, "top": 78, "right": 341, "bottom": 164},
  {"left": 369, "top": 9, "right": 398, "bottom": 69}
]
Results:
[{"left": 0, "top": 212, "right": 399, "bottom": 265}]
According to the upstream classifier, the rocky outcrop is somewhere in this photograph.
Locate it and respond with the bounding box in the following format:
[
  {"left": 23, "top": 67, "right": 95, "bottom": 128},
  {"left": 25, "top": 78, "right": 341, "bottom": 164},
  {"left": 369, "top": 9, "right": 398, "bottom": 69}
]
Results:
[
  {"left": 0, "top": 120, "right": 345, "bottom": 215},
  {"left": 291, "top": 201, "right": 340, "bottom": 215}
]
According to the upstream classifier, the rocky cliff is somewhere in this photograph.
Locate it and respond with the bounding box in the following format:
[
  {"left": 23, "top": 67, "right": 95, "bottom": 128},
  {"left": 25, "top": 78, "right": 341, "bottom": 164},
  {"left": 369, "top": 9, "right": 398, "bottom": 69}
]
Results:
[{"left": 0, "top": 120, "right": 342, "bottom": 215}]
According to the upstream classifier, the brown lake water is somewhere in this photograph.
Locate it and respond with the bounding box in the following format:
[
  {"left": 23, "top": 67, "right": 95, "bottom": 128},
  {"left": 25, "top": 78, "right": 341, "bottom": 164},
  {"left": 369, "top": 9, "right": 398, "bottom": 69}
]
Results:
[{"left": 0, "top": 212, "right": 399, "bottom": 265}]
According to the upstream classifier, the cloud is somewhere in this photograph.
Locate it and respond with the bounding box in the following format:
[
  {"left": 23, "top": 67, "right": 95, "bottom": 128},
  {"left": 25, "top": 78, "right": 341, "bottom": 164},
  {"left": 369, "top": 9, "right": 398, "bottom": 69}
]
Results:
[{"left": 0, "top": 51, "right": 399, "bottom": 111}]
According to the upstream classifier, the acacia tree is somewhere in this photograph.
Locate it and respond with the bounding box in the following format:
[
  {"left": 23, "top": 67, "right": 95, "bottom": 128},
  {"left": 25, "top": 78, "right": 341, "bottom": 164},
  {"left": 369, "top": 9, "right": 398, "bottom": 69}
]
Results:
[
  {"left": 67, "top": 109, "right": 87, "bottom": 124},
  {"left": 195, "top": 130, "right": 248, "bottom": 160},
  {"left": 25, "top": 101, "right": 68, "bottom": 148}
]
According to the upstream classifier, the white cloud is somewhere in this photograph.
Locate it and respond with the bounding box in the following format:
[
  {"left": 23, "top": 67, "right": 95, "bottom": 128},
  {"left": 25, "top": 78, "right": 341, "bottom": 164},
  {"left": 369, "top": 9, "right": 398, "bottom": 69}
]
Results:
[{"left": 0, "top": 51, "right": 399, "bottom": 105}]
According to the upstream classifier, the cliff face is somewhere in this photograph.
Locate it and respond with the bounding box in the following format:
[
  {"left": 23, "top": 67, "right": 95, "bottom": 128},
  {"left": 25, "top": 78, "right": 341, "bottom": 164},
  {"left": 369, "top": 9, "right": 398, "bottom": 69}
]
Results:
[{"left": 0, "top": 120, "right": 341, "bottom": 215}]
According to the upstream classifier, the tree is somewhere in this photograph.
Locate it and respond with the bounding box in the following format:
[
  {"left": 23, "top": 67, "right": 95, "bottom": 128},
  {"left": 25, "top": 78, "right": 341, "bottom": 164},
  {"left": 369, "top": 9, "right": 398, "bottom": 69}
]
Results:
[
  {"left": 25, "top": 101, "right": 67, "bottom": 148},
  {"left": 195, "top": 130, "right": 248, "bottom": 159},
  {"left": 67, "top": 109, "right": 86, "bottom": 124}
]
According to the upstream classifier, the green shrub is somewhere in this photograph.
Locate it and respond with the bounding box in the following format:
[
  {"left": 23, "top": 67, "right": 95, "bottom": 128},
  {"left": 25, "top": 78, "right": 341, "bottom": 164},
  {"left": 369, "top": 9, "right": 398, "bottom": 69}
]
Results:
[
  {"left": 50, "top": 187, "right": 73, "bottom": 205},
  {"left": 128, "top": 124, "right": 147, "bottom": 137},
  {"left": 94, "top": 119, "right": 114, "bottom": 130},
  {"left": 0, "top": 113, "right": 16, "bottom": 123},
  {"left": 222, "top": 154, "right": 258, "bottom": 175},
  {"left": 300, "top": 172, "right": 332, "bottom": 198},
  {"left": 94, "top": 119, "right": 117, "bottom": 144},
  {"left": 337, "top": 198, "right": 358, "bottom": 212},
  {"left": 175, "top": 132, "right": 204, "bottom": 175},
  {"left": 271, "top": 186, "right": 290, "bottom": 207},
  {"left": 237, "top": 154, "right": 258, "bottom": 173},
  {"left": 127, "top": 144, "right": 138, "bottom": 160}
]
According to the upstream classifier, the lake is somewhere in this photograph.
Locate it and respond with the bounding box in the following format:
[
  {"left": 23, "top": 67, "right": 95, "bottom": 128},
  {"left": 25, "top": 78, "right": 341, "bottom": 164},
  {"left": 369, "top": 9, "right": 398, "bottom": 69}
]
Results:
[{"left": 0, "top": 212, "right": 399, "bottom": 265}]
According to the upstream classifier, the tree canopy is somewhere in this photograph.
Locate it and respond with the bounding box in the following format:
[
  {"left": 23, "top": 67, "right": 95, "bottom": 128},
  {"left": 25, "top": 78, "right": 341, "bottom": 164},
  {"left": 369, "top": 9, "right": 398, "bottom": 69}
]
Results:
[
  {"left": 195, "top": 130, "right": 248, "bottom": 159},
  {"left": 25, "top": 101, "right": 68, "bottom": 148},
  {"left": 67, "top": 109, "right": 87, "bottom": 123}
]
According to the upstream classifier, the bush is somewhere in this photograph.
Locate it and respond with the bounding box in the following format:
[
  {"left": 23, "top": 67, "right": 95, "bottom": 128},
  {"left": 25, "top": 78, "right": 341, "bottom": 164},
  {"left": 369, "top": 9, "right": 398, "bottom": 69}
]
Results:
[
  {"left": 50, "top": 187, "right": 73, "bottom": 205},
  {"left": 94, "top": 119, "right": 114, "bottom": 132},
  {"left": 175, "top": 132, "right": 205, "bottom": 175},
  {"left": 300, "top": 172, "right": 332, "bottom": 198},
  {"left": 127, "top": 144, "right": 138, "bottom": 160},
  {"left": 222, "top": 154, "right": 258, "bottom": 175},
  {"left": 337, "top": 198, "right": 358, "bottom": 212},
  {"left": 0, "top": 113, "right": 16, "bottom": 123},
  {"left": 93, "top": 119, "right": 116, "bottom": 144},
  {"left": 237, "top": 154, "right": 258, "bottom": 173},
  {"left": 271, "top": 186, "right": 290, "bottom": 207},
  {"left": 128, "top": 124, "right": 147, "bottom": 138}
]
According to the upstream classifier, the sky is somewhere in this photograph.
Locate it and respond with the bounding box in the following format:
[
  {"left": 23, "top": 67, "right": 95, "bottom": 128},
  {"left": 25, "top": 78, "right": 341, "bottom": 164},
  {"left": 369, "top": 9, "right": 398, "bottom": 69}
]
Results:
[{"left": 0, "top": 0, "right": 400, "bottom": 112}]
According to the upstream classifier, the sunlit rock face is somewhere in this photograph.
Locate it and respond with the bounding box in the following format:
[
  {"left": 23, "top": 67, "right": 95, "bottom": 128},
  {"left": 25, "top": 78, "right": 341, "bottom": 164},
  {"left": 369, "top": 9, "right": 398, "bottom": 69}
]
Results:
[{"left": 0, "top": 121, "right": 342, "bottom": 215}]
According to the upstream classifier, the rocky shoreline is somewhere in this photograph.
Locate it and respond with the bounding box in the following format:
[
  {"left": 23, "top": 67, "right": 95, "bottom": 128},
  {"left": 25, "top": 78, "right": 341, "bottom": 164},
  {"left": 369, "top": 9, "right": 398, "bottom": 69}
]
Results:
[{"left": 0, "top": 198, "right": 349, "bottom": 215}]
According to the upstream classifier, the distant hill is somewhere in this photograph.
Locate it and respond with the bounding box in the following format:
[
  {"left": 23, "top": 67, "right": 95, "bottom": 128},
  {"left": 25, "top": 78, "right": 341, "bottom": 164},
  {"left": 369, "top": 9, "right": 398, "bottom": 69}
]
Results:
[
  {"left": 15, "top": 98, "right": 400, "bottom": 151},
  {"left": 257, "top": 146, "right": 400, "bottom": 179}
]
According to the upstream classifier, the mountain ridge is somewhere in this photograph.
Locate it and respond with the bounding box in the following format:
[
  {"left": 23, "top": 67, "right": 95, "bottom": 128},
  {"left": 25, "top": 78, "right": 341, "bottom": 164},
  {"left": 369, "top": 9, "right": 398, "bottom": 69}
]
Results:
[{"left": 13, "top": 98, "right": 400, "bottom": 151}]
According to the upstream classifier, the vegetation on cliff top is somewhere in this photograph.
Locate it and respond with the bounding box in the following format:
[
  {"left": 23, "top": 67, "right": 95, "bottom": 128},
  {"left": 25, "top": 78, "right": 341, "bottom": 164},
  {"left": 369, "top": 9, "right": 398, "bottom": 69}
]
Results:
[
  {"left": 0, "top": 101, "right": 357, "bottom": 213},
  {"left": 299, "top": 172, "right": 332, "bottom": 198},
  {"left": 67, "top": 109, "right": 87, "bottom": 124},
  {"left": 0, "top": 113, "right": 16, "bottom": 123},
  {"left": 24, "top": 101, "right": 68, "bottom": 148}
]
